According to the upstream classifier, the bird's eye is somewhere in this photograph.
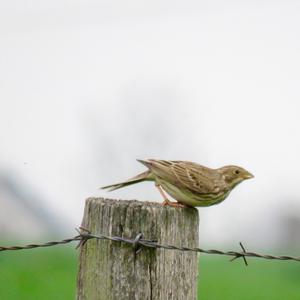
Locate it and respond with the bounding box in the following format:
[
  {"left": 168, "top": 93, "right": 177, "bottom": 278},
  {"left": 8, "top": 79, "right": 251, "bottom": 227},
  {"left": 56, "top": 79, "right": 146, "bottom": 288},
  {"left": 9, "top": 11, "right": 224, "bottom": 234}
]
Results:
[{"left": 234, "top": 170, "right": 240, "bottom": 175}]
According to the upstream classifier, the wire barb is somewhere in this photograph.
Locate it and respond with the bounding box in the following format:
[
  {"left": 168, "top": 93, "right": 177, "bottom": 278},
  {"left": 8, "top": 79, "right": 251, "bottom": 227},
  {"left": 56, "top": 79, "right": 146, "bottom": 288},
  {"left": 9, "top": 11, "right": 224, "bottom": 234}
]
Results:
[
  {"left": 230, "top": 242, "right": 248, "bottom": 266},
  {"left": 75, "top": 227, "right": 91, "bottom": 249},
  {"left": 132, "top": 233, "right": 144, "bottom": 254}
]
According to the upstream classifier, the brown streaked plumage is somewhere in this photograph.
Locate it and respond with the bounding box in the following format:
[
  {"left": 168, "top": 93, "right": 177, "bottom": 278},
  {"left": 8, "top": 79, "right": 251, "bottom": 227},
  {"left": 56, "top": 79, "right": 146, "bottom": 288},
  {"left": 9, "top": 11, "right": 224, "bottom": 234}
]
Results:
[{"left": 101, "top": 159, "right": 254, "bottom": 208}]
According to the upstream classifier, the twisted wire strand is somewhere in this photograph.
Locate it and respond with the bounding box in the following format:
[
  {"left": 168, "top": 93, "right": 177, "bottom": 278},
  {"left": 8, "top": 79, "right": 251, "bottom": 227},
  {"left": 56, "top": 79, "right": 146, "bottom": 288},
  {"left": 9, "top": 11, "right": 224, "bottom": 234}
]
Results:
[
  {"left": 0, "top": 236, "right": 81, "bottom": 251},
  {"left": 1, "top": 229, "right": 300, "bottom": 263}
]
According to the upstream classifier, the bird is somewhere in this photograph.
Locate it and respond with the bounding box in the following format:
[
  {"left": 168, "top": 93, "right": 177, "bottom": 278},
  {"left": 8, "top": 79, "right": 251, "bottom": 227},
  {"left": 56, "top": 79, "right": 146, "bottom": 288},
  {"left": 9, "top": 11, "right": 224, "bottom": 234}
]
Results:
[{"left": 101, "top": 159, "right": 254, "bottom": 208}]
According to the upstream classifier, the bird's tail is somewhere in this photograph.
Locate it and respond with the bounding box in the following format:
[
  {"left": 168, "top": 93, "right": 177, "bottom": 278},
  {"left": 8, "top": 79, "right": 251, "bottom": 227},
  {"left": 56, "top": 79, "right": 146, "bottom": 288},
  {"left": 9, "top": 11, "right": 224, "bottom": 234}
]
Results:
[{"left": 101, "top": 170, "right": 152, "bottom": 192}]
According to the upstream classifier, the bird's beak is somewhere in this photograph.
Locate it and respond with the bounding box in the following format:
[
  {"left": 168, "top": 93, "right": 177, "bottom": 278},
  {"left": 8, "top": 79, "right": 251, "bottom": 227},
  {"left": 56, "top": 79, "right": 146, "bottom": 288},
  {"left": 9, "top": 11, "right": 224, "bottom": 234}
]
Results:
[{"left": 244, "top": 172, "right": 254, "bottom": 180}]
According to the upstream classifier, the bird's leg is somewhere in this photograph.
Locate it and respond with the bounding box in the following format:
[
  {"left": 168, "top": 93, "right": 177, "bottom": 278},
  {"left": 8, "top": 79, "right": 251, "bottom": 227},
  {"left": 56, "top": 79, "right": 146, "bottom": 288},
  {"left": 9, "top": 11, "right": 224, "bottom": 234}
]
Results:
[
  {"left": 155, "top": 183, "right": 171, "bottom": 205},
  {"left": 155, "top": 183, "right": 188, "bottom": 208}
]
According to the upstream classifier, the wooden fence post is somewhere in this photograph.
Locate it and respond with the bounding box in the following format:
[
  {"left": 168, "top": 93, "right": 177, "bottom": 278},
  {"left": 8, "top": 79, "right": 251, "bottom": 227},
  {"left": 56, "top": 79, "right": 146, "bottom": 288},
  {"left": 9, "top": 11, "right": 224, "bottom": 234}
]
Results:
[{"left": 77, "top": 198, "right": 199, "bottom": 300}]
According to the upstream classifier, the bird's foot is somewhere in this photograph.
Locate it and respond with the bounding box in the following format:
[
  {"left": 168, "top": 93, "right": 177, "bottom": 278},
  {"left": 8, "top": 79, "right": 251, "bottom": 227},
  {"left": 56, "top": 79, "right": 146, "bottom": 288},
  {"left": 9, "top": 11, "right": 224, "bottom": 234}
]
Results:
[{"left": 162, "top": 200, "right": 188, "bottom": 208}]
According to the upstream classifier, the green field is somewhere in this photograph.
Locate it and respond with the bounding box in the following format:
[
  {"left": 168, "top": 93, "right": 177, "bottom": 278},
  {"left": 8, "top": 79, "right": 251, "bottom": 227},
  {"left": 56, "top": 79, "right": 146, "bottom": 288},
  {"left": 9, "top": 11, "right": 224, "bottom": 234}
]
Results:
[
  {"left": 0, "top": 246, "right": 300, "bottom": 299},
  {"left": 199, "top": 255, "right": 300, "bottom": 300},
  {"left": 0, "top": 246, "right": 77, "bottom": 300}
]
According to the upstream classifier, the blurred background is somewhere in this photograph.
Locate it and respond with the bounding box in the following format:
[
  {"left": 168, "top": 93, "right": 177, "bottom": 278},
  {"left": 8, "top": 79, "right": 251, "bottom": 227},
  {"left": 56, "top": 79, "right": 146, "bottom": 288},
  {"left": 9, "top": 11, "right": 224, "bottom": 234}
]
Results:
[{"left": 1, "top": 0, "right": 300, "bottom": 299}]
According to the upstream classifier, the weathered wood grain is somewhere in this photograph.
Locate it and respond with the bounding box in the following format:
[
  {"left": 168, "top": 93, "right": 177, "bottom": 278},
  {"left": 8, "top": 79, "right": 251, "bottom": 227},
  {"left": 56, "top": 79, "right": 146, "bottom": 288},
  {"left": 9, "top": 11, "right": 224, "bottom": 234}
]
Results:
[{"left": 77, "top": 198, "right": 199, "bottom": 300}]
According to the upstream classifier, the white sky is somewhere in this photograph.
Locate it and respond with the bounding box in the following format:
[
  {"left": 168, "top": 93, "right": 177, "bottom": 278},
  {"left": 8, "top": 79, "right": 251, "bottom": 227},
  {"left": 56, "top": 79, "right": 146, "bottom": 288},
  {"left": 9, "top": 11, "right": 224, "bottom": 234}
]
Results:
[{"left": 1, "top": 0, "right": 300, "bottom": 248}]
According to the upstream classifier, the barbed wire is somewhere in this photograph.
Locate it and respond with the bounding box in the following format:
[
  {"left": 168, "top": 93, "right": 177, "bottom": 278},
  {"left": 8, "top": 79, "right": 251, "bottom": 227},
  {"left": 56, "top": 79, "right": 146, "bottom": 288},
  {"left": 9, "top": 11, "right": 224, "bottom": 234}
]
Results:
[
  {"left": 0, "top": 236, "right": 81, "bottom": 252},
  {"left": 1, "top": 227, "right": 300, "bottom": 265}
]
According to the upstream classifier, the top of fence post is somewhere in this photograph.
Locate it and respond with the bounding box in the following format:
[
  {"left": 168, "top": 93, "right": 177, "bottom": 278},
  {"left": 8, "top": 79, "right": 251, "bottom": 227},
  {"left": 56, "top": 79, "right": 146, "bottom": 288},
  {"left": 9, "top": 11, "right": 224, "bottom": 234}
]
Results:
[{"left": 76, "top": 197, "right": 199, "bottom": 300}]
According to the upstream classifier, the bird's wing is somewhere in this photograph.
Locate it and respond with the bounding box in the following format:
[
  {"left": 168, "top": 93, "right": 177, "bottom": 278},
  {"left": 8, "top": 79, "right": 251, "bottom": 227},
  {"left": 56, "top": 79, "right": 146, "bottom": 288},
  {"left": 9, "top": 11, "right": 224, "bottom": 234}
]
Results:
[{"left": 144, "top": 159, "right": 223, "bottom": 194}]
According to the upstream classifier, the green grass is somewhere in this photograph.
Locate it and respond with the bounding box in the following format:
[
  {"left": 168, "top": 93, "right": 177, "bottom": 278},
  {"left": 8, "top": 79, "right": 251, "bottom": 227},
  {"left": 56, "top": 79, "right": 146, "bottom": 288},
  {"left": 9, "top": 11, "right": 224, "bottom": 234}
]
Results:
[
  {"left": 0, "top": 246, "right": 77, "bottom": 300},
  {"left": 199, "top": 255, "right": 300, "bottom": 300},
  {"left": 1, "top": 246, "right": 300, "bottom": 299}
]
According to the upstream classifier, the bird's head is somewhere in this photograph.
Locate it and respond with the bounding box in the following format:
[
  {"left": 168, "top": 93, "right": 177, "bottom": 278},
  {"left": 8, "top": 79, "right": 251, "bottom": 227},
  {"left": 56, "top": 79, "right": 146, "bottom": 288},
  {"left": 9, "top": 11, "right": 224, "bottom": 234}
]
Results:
[{"left": 219, "top": 165, "right": 254, "bottom": 189}]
